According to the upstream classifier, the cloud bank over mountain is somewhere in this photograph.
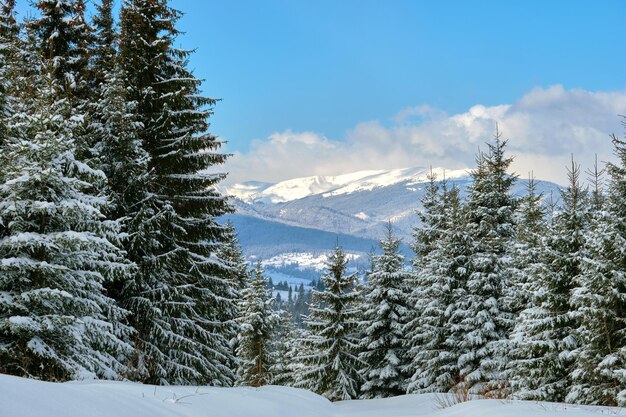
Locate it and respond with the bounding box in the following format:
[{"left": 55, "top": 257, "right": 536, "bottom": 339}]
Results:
[{"left": 223, "top": 86, "right": 626, "bottom": 186}]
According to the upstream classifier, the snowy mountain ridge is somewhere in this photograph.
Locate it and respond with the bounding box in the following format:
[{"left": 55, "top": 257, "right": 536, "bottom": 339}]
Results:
[
  {"left": 227, "top": 166, "right": 470, "bottom": 204},
  {"left": 223, "top": 165, "right": 561, "bottom": 266}
]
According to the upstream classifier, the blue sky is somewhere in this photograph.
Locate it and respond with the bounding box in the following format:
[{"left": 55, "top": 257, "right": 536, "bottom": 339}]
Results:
[
  {"left": 14, "top": 1, "right": 626, "bottom": 184},
  {"left": 166, "top": 0, "right": 626, "bottom": 151}
]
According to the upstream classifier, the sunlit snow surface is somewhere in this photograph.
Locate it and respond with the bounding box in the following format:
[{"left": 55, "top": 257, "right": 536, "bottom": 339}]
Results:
[{"left": 1, "top": 374, "right": 620, "bottom": 417}]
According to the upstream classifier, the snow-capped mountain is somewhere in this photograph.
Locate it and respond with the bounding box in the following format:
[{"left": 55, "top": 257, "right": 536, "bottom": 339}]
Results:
[
  {"left": 228, "top": 166, "right": 469, "bottom": 204},
  {"left": 223, "top": 166, "right": 561, "bottom": 263}
]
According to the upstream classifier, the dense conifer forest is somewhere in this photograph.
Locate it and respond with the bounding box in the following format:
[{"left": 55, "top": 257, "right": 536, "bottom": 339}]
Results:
[{"left": 0, "top": 0, "right": 624, "bottom": 408}]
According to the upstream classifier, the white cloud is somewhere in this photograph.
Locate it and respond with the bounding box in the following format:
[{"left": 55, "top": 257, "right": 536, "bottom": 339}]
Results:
[{"left": 222, "top": 85, "right": 626, "bottom": 186}]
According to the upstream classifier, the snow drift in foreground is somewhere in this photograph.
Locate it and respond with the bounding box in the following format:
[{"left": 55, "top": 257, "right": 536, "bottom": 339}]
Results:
[{"left": 0, "top": 374, "right": 621, "bottom": 417}]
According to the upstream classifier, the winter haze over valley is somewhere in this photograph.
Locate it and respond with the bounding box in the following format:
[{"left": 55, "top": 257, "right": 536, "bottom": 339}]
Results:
[{"left": 3, "top": 0, "right": 626, "bottom": 416}]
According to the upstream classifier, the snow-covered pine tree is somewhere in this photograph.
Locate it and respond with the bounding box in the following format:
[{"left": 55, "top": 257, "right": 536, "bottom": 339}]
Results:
[
  {"left": 404, "top": 169, "right": 447, "bottom": 393},
  {"left": 270, "top": 309, "right": 301, "bottom": 387},
  {"left": 217, "top": 220, "right": 249, "bottom": 296},
  {"left": 412, "top": 168, "right": 447, "bottom": 265},
  {"left": 82, "top": 0, "right": 118, "bottom": 170},
  {"left": 28, "top": 0, "right": 90, "bottom": 101},
  {"left": 236, "top": 262, "right": 278, "bottom": 387},
  {"left": 567, "top": 149, "right": 626, "bottom": 406},
  {"left": 359, "top": 222, "right": 411, "bottom": 398},
  {"left": 510, "top": 173, "right": 547, "bottom": 314},
  {"left": 67, "top": 0, "right": 92, "bottom": 102},
  {"left": 297, "top": 246, "right": 363, "bottom": 401},
  {"left": 93, "top": 66, "right": 151, "bottom": 314},
  {"left": 87, "top": 0, "right": 151, "bottom": 322},
  {"left": 29, "top": 0, "right": 99, "bottom": 184},
  {"left": 0, "top": 53, "right": 133, "bottom": 381},
  {"left": 457, "top": 129, "right": 517, "bottom": 394},
  {"left": 509, "top": 158, "right": 589, "bottom": 402},
  {"left": 0, "top": 0, "right": 18, "bottom": 149},
  {"left": 90, "top": 0, "right": 116, "bottom": 91},
  {"left": 119, "top": 0, "right": 236, "bottom": 385},
  {"left": 216, "top": 220, "right": 249, "bottom": 372},
  {"left": 406, "top": 185, "right": 470, "bottom": 393}
]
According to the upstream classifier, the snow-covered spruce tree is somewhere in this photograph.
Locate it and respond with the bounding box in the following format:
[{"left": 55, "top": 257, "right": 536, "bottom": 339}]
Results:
[
  {"left": 567, "top": 147, "right": 626, "bottom": 406},
  {"left": 87, "top": 0, "right": 151, "bottom": 313},
  {"left": 92, "top": 61, "right": 151, "bottom": 314},
  {"left": 29, "top": 0, "right": 91, "bottom": 101},
  {"left": 456, "top": 130, "right": 517, "bottom": 394},
  {"left": 217, "top": 220, "right": 249, "bottom": 296},
  {"left": 29, "top": 0, "right": 98, "bottom": 178},
  {"left": 270, "top": 309, "right": 301, "bottom": 387},
  {"left": 404, "top": 169, "right": 447, "bottom": 393},
  {"left": 236, "top": 262, "right": 278, "bottom": 387},
  {"left": 509, "top": 158, "right": 589, "bottom": 402},
  {"left": 359, "top": 222, "right": 411, "bottom": 398},
  {"left": 406, "top": 185, "right": 470, "bottom": 393},
  {"left": 89, "top": 0, "right": 117, "bottom": 91},
  {"left": 0, "top": 59, "right": 134, "bottom": 381},
  {"left": 412, "top": 168, "right": 448, "bottom": 264},
  {"left": 297, "top": 247, "right": 364, "bottom": 401},
  {"left": 509, "top": 174, "right": 547, "bottom": 317},
  {"left": 119, "top": 0, "right": 236, "bottom": 385},
  {"left": 82, "top": 0, "right": 118, "bottom": 169},
  {"left": 217, "top": 220, "right": 249, "bottom": 366},
  {"left": 0, "top": 0, "right": 18, "bottom": 148}
]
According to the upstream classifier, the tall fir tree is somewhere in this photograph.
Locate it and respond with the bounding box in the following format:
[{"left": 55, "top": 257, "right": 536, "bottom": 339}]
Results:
[
  {"left": 297, "top": 246, "right": 363, "bottom": 401},
  {"left": 406, "top": 185, "right": 470, "bottom": 393},
  {"left": 270, "top": 309, "right": 301, "bottom": 387},
  {"left": 509, "top": 158, "right": 589, "bottom": 402},
  {"left": 510, "top": 173, "right": 547, "bottom": 314},
  {"left": 0, "top": 0, "right": 18, "bottom": 153},
  {"left": 404, "top": 169, "right": 448, "bottom": 393},
  {"left": 29, "top": 0, "right": 91, "bottom": 102},
  {"left": 359, "top": 222, "right": 410, "bottom": 398},
  {"left": 0, "top": 57, "right": 133, "bottom": 381},
  {"left": 216, "top": 220, "right": 249, "bottom": 370},
  {"left": 83, "top": 0, "right": 118, "bottom": 168},
  {"left": 90, "top": 0, "right": 117, "bottom": 90},
  {"left": 236, "top": 262, "right": 278, "bottom": 387},
  {"left": 567, "top": 145, "right": 626, "bottom": 406},
  {"left": 455, "top": 130, "right": 517, "bottom": 394},
  {"left": 119, "top": 0, "right": 236, "bottom": 385}
]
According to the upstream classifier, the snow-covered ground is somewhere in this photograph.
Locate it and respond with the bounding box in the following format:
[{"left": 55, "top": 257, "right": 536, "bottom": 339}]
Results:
[{"left": 1, "top": 374, "right": 622, "bottom": 417}]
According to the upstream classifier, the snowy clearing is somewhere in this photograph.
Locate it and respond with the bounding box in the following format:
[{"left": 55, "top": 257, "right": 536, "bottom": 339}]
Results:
[{"left": 1, "top": 374, "right": 622, "bottom": 417}]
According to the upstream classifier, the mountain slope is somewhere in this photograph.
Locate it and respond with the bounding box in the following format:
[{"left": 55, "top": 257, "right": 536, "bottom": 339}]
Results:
[{"left": 225, "top": 167, "right": 561, "bottom": 254}]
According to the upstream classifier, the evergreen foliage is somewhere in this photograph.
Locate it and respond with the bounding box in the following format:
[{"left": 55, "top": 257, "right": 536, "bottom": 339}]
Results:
[
  {"left": 0, "top": 0, "right": 18, "bottom": 151},
  {"left": 298, "top": 246, "right": 363, "bottom": 401},
  {"left": 0, "top": 63, "right": 133, "bottom": 381},
  {"left": 270, "top": 310, "right": 301, "bottom": 387},
  {"left": 236, "top": 262, "right": 278, "bottom": 387},
  {"left": 405, "top": 184, "right": 469, "bottom": 393},
  {"left": 217, "top": 220, "right": 249, "bottom": 368},
  {"left": 510, "top": 173, "right": 547, "bottom": 314},
  {"left": 359, "top": 223, "right": 410, "bottom": 398},
  {"left": 509, "top": 158, "right": 589, "bottom": 402},
  {"left": 567, "top": 143, "right": 626, "bottom": 406},
  {"left": 0, "top": 1, "right": 625, "bottom": 406},
  {"left": 118, "top": 0, "right": 235, "bottom": 385},
  {"left": 456, "top": 130, "right": 518, "bottom": 393}
]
